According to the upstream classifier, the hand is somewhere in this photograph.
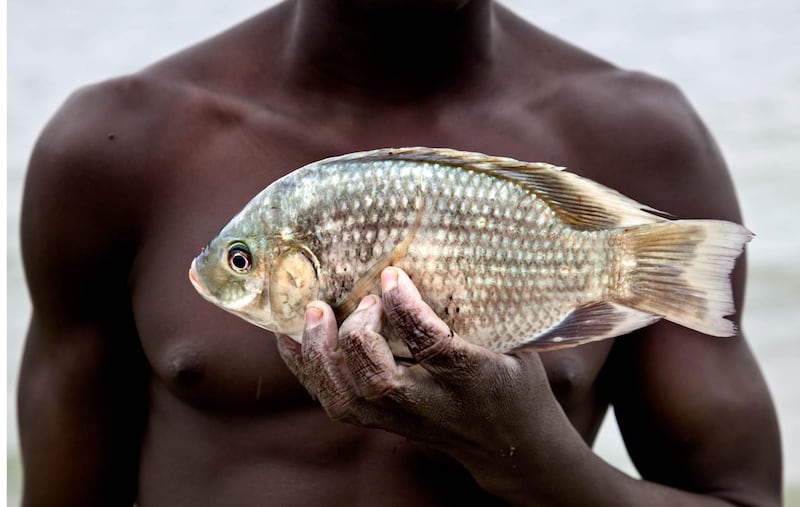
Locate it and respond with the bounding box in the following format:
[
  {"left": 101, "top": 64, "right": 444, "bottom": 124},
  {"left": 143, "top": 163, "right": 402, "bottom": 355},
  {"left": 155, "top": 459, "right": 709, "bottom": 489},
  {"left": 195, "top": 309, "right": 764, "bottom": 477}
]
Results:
[{"left": 276, "top": 267, "right": 557, "bottom": 487}]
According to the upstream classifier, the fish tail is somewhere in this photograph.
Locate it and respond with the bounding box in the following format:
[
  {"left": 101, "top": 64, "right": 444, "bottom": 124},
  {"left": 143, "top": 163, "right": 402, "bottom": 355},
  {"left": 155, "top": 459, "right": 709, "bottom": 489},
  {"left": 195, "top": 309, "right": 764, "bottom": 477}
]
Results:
[{"left": 618, "top": 220, "right": 753, "bottom": 336}]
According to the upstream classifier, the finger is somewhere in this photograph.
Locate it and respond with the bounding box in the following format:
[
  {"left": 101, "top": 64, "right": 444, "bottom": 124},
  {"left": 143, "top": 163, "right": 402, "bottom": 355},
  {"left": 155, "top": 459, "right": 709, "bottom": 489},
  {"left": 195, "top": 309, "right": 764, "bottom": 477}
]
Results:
[
  {"left": 301, "top": 302, "right": 359, "bottom": 418},
  {"left": 338, "top": 294, "right": 384, "bottom": 338},
  {"left": 275, "top": 333, "right": 304, "bottom": 382},
  {"left": 338, "top": 295, "right": 402, "bottom": 400},
  {"left": 381, "top": 267, "right": 495, "bottom": 380},
  {"left": 301, "top": 301, "right": 340, "bottom": 378},
  {"left": 302, "top": 302, "right": 339, "bottom": 357}
]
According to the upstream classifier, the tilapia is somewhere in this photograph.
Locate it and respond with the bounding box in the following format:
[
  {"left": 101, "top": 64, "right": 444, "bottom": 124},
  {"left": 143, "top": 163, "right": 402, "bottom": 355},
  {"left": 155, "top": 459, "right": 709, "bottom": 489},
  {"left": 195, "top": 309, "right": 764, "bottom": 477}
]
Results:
[{"left": 189, "top": 147, "right": 752, "bottom": 356}]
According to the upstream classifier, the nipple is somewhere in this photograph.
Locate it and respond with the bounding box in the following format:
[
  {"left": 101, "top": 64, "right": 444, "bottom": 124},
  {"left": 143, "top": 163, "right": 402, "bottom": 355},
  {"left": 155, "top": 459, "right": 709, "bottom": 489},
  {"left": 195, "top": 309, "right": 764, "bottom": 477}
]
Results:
[
  {"left": 166, "top": 345, "right": 208, "bottom": 388},
  {"left": 545, "top": 354, "right": 586, "bottom": 399}
]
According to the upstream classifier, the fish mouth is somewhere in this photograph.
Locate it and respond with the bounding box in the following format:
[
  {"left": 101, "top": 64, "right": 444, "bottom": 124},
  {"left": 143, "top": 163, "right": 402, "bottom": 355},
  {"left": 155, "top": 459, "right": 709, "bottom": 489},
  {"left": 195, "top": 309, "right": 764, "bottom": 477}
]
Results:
[{"left": 189, "top": 258, "right": 213, "bottom": 300}]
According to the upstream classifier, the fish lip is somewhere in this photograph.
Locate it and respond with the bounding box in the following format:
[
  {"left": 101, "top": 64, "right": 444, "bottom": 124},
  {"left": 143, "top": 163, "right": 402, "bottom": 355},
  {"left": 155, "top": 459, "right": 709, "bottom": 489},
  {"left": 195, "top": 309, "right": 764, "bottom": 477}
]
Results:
[{"left": 189, "top": 258, "right": 213, "bottom": 300}]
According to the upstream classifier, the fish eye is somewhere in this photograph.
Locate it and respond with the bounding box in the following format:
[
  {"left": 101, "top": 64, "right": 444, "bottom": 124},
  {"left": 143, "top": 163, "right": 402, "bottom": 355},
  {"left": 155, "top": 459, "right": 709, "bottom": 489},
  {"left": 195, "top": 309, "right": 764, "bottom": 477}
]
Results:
[{"left": 227, "top": 243, "right": 252, "bottom": 274}]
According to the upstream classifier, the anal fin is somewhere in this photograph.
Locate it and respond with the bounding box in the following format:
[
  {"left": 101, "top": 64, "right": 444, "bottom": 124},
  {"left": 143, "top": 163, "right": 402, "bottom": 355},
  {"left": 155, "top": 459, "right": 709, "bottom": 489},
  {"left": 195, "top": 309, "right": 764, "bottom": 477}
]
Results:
[{"left": 517, "top": 302, "right": 661, "bottom": 351}]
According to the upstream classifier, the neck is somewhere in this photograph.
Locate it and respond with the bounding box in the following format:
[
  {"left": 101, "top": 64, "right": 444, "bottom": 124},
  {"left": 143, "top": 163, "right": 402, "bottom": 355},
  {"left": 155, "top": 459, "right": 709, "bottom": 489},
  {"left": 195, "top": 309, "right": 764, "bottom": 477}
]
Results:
[{"left": 281, "top": 0, "right": 497, "bottom": 102}]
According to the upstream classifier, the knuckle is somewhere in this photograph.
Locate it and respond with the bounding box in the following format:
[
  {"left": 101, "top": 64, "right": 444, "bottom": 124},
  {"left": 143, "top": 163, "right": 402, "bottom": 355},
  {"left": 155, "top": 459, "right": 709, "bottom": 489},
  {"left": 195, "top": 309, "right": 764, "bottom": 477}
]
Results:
[
  {"left": 302, "top": 337, "right": 330, "bottom": 366},
  {"left": 322, "top": 394, "right": 376, "bottom": 427},
  {"left": 388, "top": 311, "right": 452, "bottom": 361},
  {"left": 323, "top": 396, "right": 355, "bottom": 422},
  {"left": 340, "top": 329, "right": 400, "bottom": 399},
  {"left": 358, "top": 367, "right": 402, "bottom": 401},
  {"left": 316, "top": 376, "right": 357, "bottom": 422},
  {"left": 429, "top": 340, "right": 502, "bottom": 386},
  {"left": 410, "top": 328, "right": 455, "bottom": 363}
]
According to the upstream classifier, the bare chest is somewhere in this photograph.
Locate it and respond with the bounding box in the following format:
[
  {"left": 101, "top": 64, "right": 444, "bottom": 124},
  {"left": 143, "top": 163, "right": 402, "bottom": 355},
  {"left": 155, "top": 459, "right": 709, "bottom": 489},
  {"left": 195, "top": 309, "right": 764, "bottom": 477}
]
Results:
[
  {"left": 127, "top": 93, "right": 615, "bottom": 420},
  {"left": 130, "top": 188, "right": 612, "bottom": 424}
]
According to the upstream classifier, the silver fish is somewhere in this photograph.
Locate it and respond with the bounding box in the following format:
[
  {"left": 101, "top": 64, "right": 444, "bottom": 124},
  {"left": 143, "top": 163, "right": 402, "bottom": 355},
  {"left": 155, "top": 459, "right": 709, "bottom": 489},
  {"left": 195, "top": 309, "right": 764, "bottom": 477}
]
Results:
[{"left": 189, "top": 147, "right": 752, "bottom": 356}]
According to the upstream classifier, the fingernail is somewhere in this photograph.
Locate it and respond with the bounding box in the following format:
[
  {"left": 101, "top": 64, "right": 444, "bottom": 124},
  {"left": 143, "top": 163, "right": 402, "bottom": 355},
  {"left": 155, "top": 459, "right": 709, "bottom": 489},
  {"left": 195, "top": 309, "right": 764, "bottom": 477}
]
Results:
[
  {"left": 356, "top": 296, "right": 376, "bottom": 311},
  {"left": 305, "top": 304, "right": 324, "bottom": 328},
  {"left": 382, "top": 267, "right": 399, "bottom": 291}
]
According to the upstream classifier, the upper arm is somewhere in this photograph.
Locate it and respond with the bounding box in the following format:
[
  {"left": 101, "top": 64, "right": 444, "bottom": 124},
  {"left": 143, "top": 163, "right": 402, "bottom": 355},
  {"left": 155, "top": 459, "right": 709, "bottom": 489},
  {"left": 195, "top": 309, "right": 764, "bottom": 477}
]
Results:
[
  {"left": 19, "top": 79, "right": 152, "bottom": 506},
  {"left": 610, "top": 328, "right": 780, "bottom": 505},
  {"left": 597, "top": 74, "right": 782, "bottom": 505}
]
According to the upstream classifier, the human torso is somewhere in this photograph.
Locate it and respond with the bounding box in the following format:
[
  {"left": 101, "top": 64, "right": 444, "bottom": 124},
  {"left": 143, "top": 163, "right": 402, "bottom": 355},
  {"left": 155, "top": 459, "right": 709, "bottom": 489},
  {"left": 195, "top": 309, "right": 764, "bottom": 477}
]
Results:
[{"left": 126, "top": 7, "right": 631, "bottom": 505}]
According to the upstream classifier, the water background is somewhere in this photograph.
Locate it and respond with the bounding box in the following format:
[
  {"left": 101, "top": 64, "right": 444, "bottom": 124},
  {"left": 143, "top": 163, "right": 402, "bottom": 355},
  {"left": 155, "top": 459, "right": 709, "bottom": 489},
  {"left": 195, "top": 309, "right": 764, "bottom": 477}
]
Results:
[{"left": 8, "top": 0, "right": 800, "bottom": 504}]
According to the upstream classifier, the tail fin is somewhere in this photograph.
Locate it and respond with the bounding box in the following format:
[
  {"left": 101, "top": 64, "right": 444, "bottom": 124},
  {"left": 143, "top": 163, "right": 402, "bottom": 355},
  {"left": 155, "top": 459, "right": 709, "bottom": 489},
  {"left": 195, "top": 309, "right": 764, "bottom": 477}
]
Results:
[{"left": 619, "top": 220, "right": 753, "bottom": 336}]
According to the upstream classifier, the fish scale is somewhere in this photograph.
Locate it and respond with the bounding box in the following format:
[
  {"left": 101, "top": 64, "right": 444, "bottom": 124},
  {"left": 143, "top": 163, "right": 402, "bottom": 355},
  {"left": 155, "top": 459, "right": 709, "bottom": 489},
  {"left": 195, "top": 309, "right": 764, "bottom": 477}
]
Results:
[
  {"left": 190, "top": 147, "right": 752, "bottom": 355},
  {"left": 277, "top": 157, "right": 609, "bottom": 353}
]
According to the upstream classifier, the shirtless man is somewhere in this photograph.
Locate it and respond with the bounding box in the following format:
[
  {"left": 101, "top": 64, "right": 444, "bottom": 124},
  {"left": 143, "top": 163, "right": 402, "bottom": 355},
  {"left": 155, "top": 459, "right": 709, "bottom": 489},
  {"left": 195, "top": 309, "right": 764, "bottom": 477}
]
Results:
[{"left": 18, "top": 1, "right": 781, "bottom": 505}]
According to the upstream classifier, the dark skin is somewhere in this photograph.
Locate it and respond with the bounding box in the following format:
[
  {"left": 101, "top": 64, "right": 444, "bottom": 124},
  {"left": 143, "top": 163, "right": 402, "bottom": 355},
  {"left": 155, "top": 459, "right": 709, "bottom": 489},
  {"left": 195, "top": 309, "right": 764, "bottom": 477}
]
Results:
[{"left": 18, "top": 1, "right": 781, "bottom": 505}]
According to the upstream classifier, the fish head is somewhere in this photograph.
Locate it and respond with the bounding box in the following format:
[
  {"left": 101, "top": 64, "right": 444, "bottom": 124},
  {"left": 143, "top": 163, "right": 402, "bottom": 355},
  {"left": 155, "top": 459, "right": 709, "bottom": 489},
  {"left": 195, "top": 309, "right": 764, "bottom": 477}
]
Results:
[
  {"left": 189, "top": 226, "right": 320, "bottom": 340},
  {"left": 189, "top": 228, "right": 274, "bottom": 330}
]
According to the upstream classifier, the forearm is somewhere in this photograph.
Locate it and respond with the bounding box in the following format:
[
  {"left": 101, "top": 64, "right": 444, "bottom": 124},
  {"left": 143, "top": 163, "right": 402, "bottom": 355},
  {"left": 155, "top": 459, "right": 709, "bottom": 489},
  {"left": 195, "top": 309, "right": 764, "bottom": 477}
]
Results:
[{"left": 454, "top": 400, "right": 755, "bottom": 507}]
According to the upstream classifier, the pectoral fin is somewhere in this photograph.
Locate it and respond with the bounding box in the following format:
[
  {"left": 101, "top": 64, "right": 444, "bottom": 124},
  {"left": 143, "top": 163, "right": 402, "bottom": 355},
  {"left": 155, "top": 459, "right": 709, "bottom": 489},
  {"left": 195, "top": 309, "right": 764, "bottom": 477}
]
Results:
[{"left": 332, "top": 194, "right": 425, "bottom": 324}]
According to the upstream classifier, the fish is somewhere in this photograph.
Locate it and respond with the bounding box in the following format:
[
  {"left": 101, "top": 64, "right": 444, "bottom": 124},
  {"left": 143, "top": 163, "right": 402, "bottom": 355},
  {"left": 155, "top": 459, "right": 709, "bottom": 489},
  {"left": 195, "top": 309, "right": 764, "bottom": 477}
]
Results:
[{"left": 189, "top": 147, "right": 753, "bottom": 356}]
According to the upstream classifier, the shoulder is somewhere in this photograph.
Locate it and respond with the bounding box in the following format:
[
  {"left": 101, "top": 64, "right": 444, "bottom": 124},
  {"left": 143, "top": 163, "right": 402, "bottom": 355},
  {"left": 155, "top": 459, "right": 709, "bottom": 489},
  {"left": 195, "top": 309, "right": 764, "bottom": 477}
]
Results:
[
  {"left": 29, "top": 72, "right": 181, "bottom": 187},
  {"left": 560, "top": 69, "right": 708, "bottom": 163},
  {"left": 20, "top": 72, "right": 200, "bottom": 313},
  {"left": 497, "top": 13, "right": 737, "bottom": 219},
  {"left": 31, "top": 3, "right": 276, "bottom": 182},
  {"left": 34, "top": 68, "right": 206, "bottom": 169},
  {"left": 24, "top": 60, "right": 234, "bottom": 217},
  {"left": 23, "top": 74, "right": 170, "bottom": 247},
  {"left": 501, "top": 9, "right": 701, "bottom": 144},
  {"left": 561, "top": 69, "right": 696, "bottom": 141},
  {"left": 550, "top": 68, "right": 740, "bottom": 222}
]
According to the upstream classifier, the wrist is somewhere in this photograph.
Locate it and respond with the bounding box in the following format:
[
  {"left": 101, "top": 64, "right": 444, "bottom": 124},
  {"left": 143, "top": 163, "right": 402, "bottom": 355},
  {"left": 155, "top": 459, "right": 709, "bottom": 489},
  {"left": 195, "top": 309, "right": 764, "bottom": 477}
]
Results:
[{"left": 451, "top": 393, "right": 591, "bottom": 506}]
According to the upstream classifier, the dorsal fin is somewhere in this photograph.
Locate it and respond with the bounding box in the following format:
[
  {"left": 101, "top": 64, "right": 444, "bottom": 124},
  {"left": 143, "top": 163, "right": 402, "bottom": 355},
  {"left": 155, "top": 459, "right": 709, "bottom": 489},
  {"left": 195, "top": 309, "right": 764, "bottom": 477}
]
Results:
[{"left": 321, "top": 147, "right": 669, "bottom": 230}]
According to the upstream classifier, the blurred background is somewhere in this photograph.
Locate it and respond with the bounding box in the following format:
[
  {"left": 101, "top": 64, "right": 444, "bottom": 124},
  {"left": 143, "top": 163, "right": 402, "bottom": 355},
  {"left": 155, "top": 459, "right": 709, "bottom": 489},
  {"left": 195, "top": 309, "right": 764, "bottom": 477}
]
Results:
[{"left": 7, "top": 0, "right": 800, "bottom": 504}]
